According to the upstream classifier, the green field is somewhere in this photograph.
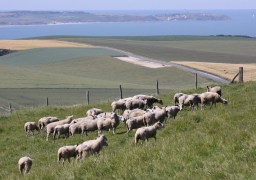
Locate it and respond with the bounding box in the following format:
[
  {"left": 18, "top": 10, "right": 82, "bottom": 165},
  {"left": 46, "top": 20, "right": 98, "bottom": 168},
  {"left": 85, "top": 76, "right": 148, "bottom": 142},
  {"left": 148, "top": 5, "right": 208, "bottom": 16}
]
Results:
[{"left": 0, "top": 81, "right": 256, "bottom": 179}]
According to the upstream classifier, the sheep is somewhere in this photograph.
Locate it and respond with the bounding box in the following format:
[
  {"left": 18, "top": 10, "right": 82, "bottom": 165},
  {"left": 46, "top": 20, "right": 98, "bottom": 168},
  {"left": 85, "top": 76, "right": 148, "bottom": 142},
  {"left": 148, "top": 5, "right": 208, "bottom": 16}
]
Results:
[
  {"left": 123, "top": 108, "right": 146, "bottom": 122},
  {"left": 53, "top": 124, "right": 71, "bottom": 142},
  {"left": 207, "top": 86, "right": 222, "bottom": 96},
  {"left": 135, "top": 121, "right": 164, "bottom": 145},
  {"left": 38, "top": 116, "right": 59, "bottom": 130},
  {"left": 126, "top": 115, "right": 145, "bottom": 134},
  {"left": 143, "top": 107, "right": 167, "bottom": 126},
  {"left": 200, "top": 92, "right": 228, "bottom": 110},
  {"left": 97, "top": 112, "right": 122, "bottom": 135},
  {"left": 165, "top": 105, "right": 181, "bottom": 122},
  {"left": 125, "top": 99, "right": 147, "bottom": 110},
  {"left": 173, "top": 93, "right": 186, "bottom": 105},
  {"left": 86, "top": 108, "right": 104, "bottom": 117},
  {"left": 24, "top": 122, "right": 39, "bottom": 137},
  {"left": 133, "top": 95, "right": 163, "bottom": 108},
  {"left": 57, "top": 144, "right": 78, "bottom": 166},
  {"left": 80, "top": 118, "right": 103, "bottom": 136},
  {"left": 76, "top": 134, "right": 108, "bottom": 160},
  {"left": 46, "top": 115, "right": 73, "bottom": 141},
  {"left": 18, "top": 156, "right": 33, "bottom": 174},
  {"left": 178, "top": 94, "right": 201, "bottom": 111},
  {"left": 111, "top": 99, "right": 126, "bottom": 114}
]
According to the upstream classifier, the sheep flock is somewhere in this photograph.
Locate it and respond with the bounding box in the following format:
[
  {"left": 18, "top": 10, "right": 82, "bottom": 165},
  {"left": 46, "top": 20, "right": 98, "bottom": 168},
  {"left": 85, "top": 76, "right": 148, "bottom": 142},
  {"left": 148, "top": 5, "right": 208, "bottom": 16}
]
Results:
[{"left": 18, "top": 85, "right": 228, "bottom": 174}]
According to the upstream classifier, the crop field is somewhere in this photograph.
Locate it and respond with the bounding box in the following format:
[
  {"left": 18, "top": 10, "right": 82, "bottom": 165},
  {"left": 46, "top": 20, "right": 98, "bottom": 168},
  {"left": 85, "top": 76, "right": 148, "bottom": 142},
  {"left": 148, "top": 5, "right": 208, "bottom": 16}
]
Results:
[{"left": 0, "top": 82, "right": 256, "bottom": 179}]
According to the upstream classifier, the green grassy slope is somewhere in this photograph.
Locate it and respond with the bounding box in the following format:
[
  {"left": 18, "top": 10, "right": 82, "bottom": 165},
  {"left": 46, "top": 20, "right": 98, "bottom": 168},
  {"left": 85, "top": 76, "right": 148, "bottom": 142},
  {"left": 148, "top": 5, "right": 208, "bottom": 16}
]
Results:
[
  {"left": 0, "top": 81, "right": 256, "bottom": 179},
  {"left": 43, "top": 35, "right": 256, "bottom": 64}
]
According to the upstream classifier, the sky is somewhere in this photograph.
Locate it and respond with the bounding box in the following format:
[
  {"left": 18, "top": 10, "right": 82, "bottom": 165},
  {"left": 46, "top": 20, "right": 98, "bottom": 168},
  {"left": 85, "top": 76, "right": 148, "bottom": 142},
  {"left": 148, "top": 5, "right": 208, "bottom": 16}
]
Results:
[{"left": 0, "top": 0, "right": 255, "bottom": 11}]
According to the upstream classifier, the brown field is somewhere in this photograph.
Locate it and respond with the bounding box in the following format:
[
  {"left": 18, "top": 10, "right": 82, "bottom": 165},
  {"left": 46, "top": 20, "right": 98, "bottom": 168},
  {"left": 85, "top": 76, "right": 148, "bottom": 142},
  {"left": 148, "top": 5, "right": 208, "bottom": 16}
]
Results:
[
  {"left": 0, "top": 39, "right": 94, "bottom": 50},
  {"left": 171, "top": 61, "right": 256, "bottom": 82}
]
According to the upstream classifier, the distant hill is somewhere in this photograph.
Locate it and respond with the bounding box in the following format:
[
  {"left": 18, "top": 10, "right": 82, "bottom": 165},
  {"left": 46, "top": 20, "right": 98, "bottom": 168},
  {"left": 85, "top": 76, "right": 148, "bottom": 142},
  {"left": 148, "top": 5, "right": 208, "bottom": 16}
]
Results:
[{"left": 0, "top": 11, "right": 231, "bottom": 26}]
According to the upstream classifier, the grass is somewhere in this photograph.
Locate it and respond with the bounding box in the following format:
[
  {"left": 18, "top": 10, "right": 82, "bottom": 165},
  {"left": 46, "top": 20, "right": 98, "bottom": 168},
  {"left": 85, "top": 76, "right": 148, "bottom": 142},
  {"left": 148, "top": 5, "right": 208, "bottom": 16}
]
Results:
[{"left": 0, "top": 81, "right": 256, "bottom": 179}]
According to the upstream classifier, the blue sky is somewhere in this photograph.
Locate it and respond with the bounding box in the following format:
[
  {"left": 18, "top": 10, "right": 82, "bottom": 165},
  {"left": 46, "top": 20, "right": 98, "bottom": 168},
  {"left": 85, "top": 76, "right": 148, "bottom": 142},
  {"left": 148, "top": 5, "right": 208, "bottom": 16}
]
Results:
[{"left": 0, "top": 0, "right": 255, "bottom": 11}]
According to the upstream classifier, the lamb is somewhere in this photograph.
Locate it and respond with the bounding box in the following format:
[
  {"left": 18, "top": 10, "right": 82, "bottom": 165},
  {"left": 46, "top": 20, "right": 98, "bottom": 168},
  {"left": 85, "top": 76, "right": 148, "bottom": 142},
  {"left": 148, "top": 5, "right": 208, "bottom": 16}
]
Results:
[
  {"left": 126, "top": 115, "right": 145, "bottom": 134},
  {"left": 135, "top": 121, "right": 164, "bottom": 144},
  {"left": 111, "top": 99, "right": 126, "bottom": 114},
  {"left": 57, "top": 144, "right": 78, "bottom": 166},
  {"left": 53, "top": 124, "right": 71, "bottom": 142},
  {"left": 46, "top": 115, "right": 73, "bottom": 141},
  {"left": 76, "top": 134, "right": 108, "bottom": 160},
  {"left": 18, "top": 156, "right": 33, "bottom": 174},
  {"left": 165, "top": 105, "right": 181, "bottom": 122},
  {"left": 178, "top": 94, "right": 201, "bottom": 111},
  {"left": 38, "top": 116, "right": 59, "bottom": 130},
  {"left": 97, "top": 112, "right": 122, "bottom": 135},
  {"left": 200, "top": 92, "right": 228, "bottom": 110},
  {"left": 207, "top": 86, "right": 222, "bottom": 96},
  {"left": 173, "top": 93, "right": 186, "bottom": 105},
  {"left": 24, "top": 122, "right": 39, "bottom": 137},
  {"left": 86, "top": 108, "right": 104, "bottom": 117},
  {"left": 125, "top": 99, "right": 147, "bottom": 110}
]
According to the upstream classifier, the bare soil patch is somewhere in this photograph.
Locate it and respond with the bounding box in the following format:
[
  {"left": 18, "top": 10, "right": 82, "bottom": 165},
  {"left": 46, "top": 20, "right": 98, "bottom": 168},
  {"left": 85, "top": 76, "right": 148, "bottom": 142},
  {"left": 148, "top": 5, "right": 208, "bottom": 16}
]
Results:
[
  {"left": 171, "top": 61, "right": 256, "bottom": 82},
  {"left": 0, "top": 40, "right": 94, "bottom": 50},
  {"left": 115, "top": 56, "right": 171, "bottom": 68}
]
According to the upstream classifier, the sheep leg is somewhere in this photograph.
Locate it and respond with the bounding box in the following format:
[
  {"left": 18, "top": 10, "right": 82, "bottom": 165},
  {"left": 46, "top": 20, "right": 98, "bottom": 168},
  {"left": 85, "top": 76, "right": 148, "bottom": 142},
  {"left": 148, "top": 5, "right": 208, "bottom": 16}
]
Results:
[{"left": 112, "top": 128, "right": 116, "bottom": 134}]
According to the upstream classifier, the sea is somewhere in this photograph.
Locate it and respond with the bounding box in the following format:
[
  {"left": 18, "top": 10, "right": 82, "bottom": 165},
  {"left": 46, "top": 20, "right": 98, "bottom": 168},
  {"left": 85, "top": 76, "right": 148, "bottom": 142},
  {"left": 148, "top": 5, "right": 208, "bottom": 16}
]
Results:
[{"left": 0, "top": 9, "right": 255, "bottom": 40}]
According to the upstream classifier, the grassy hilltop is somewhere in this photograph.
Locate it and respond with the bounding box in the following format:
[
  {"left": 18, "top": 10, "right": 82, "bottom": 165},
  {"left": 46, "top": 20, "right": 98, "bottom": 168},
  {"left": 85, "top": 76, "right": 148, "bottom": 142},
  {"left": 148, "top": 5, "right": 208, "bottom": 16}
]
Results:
[{"left": 0, "top": 81, "right": 256, "bottom": 179}]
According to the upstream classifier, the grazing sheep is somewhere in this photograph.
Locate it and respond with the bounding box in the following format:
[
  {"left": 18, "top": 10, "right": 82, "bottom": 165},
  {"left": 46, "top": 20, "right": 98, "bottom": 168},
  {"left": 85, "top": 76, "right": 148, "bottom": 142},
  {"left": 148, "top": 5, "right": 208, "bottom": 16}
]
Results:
[
  {"left": 86, "top": 108, "right": 104, "bottom": 117},
  {"left": 133, "top": 95, "right": 163, "bottom": 108},
  {"left": 143, "top": 106, "right": 167, "bottom": 126},
  {"left": 142, "top": 111, "right": 156, "bottom": 127},
  {"left": 135, "top": 121, "right": 164, "bottom": 144},
  {"left": 123, "top": 108, "right": 146, "bottom": 121},
  {"left": 125, "top": 99, "right": 147, "bottom": 110},
  {"left": 200, "top": 92, "right": 228, "bottom": 110},
  {"left": 80, "top": 118, "right": 103, "bottom": 136},
  {"left": 97, "top": 112, "right": 122, "bottom": 135},
  {"left": 38, "top": 116, "right": 59, "bottom": 130},
  {"left": 53, "top": 124, "right": 71, "bottom": 142},
  {"left": 165, "top": 105, "right": 181, "bottom": 122},
  {"left": 46, "top": 115, "right": 73, "bottom": 141},
  {"left": 57, "top": 144, "right": 78, "bottom": 166},
  {"left": 207, "top": 86, "right": 222, "bottom": 96},
  {"left": 24, "top": 122, "right": 39, "bottom": 137},
  {"left": 111, "top": 99, "right": 126, "bottom": 114},
  {"left": 174, "top": 93, "right": 186, "bottom": 105},
  {"left": 76, "top": 134, "right": 108, "bottom": 160},
  {"left": 178, "top": 94, "right": 201, "bottom": 111},
  {"left": 126, "top": 115, "right": 145, "bottom": 134},
  {"left": 18, "top": 156, "right": 33, "bottom": 174}
]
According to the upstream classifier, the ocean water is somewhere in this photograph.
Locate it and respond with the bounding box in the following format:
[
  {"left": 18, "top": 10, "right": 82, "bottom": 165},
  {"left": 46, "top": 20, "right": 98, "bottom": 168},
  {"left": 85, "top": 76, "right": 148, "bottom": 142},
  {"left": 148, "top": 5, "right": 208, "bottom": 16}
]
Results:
[{"left": 0, "top": 9, "right": 255, "bottom": 39}]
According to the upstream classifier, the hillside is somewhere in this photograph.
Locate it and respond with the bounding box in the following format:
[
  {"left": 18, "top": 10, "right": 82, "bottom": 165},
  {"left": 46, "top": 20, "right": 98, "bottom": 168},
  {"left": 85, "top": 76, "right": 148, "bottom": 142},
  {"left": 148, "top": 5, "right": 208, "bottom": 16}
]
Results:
[{"left": 0, "top": 81, "right": 256, "bottom": 179}]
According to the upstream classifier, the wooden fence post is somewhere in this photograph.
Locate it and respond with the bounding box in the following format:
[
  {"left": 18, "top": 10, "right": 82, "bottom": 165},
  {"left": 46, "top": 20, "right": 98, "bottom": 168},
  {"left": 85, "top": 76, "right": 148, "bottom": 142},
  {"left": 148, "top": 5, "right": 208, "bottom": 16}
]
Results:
[
  {"left": 156, "top": 80, "right": 159, "bottom": 95},
  {"left": 239, "top": 67, "right": 243, "bottom": 82},
  {"left": 9, "top": 103, "right": 12, "bottom": 114},
  {"left": 46, "top": 97, "right": 48, "bottom": 106},
  {"left": 119, "top": 85, "right": 123, "bottom": 99},
  {"left": 195, "top": 73, "right": 197, "bottom": 89},
  {"left": 86, "top": 91, "right": 89, "bottom": 105}
]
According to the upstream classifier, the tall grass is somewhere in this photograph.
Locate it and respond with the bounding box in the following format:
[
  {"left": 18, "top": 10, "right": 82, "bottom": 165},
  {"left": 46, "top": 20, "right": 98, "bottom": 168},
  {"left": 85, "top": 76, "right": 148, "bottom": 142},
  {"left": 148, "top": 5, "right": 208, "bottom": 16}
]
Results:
[{"left": 0, "top": 81, "right": 256, "bottom": 179}]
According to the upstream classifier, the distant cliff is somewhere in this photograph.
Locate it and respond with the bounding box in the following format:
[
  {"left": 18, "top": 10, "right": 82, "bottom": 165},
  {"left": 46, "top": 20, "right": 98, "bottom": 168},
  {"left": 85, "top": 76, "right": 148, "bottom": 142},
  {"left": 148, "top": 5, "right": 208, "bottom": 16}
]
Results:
[{"left": 0, "top": 11, "right": 231, "bottom": 26}]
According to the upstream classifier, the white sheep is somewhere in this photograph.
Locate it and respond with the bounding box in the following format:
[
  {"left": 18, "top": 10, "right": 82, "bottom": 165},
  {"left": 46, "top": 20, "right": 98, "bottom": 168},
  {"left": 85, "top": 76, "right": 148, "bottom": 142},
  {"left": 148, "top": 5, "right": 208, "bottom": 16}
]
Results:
[
  {"left": 53, "top": 124, "right": 71, "bottom": 142},
  {"left": 57, "top": 144, "right": 78, "bottom": 166},
  {"left": 86, "top": 108, "right": 104, "bottom": 117},
  {"left": 125, "top": 99, "right": 147, "bottom": 110},
  {"left": 24, "top": 122, "right": 39, "bottom": 137},
  {"left": 133, "top": 95, "right": 163, "bottom": 108},
  {"left": 97, "top": 113, "right": 122, "bottom": 135},
  {"left": 200, "top": 92, "right": 228, "bottom": 110},
  {"left": 165, "top": 105, "right": 181, "bottom": 122},
  {"left": 178, "top": 94, "right": 201, "bottom": 111},
  {"left": 123, "top": 108, "right": 146, "bottom": 122},
  {"left": 46, "top": 115, "right": 73, "bottom": 141},
  {"left": 135, "top": 121, "right": 164, "bottom": 144},
  {"left": 76, "top": 134, "right": 108, "bottom": 160},
  {"left": 80, "top": 118, "right": 102, "bottom": 136},
  {"left": 173, "top": 93, "right": 186, "bottom": 105},
  {"left": 18, "top": 156, "right": 33, "bottom": 174},
  {"left": 207, "top": 86, "right": 222, "bottom": 96},
  {"left": 111, "top": 99, "right": 126, "bottom": 114},
  {"left": 38, "top": 116, "right": 59, "bottom": 130},
  {"left": 126, "top": 115, "right": 145, "bottom": 134}
]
